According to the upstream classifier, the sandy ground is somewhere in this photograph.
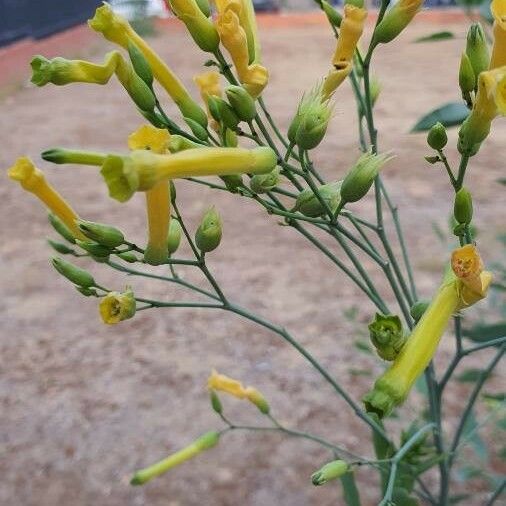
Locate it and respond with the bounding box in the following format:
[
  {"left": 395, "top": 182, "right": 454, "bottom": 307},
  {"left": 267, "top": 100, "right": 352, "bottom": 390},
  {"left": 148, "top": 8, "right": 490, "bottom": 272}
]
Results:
[{"left": 0, "top": 15, "right": 505, "bottom": 506}]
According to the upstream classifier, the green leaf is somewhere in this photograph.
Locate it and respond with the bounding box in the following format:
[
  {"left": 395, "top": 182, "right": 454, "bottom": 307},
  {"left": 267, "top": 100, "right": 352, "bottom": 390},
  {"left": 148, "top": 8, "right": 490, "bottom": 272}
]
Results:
[
  {"left": 411, "top": 102, "right": 469, "bottom": 132},
  {"left": 414, "top": 31, "right": 455, "bottom": 43},
  {"left": 464, "top": 322, "right": 506, "bottom": 343},
  {"left": 340, "top": 472, "right": 361, "bottom": 506},
  {"left": 456, "top": 368, "right": 485, "bottom": 383}
]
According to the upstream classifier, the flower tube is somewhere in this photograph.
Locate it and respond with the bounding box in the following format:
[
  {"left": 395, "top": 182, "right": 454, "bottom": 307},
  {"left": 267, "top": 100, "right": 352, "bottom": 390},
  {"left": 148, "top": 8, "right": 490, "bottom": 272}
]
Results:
[
  {"left": 128, "top": 125, "right": 171, "bottom": 265},
  {"left": 8, "top": 157, "right": 85, "bottom": 239},
  {"left": 88, "top": 3, "right": 207, "bottom": 126},
  {"left": 100, "top": 146, "right": 277, "bottom": 202},
  {"left": 490, "top": 0, "right": 506, "bottom": 69}
]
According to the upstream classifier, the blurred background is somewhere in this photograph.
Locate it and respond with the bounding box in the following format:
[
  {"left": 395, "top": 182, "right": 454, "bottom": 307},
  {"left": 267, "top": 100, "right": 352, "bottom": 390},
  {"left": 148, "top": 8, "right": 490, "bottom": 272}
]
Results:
[{"left": 0, "top": 1, "right": 504, "bottom": 505}]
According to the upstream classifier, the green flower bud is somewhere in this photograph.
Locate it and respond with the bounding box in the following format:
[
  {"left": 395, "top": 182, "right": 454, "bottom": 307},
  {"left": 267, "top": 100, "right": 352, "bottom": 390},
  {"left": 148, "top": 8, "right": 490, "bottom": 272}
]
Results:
[
  {"left": 184, "top": 117, "right": 209, "bottom": 142},
  {"left": 454, "top": 187, "right": 473, "bottom": 225},
  {"left": 207, "top": 95, "right": 222, "bottom": 123},
  {"left": 76, "top": 286, "right": 98, "bottom": 297},
  {"left": 117, "top": 251, "right": 138, "bottom": 263},
  {"left": 170, "top": 180, "right": 177, "bottom": 204},
  {"left": 48, "top": 212, "right": 76, "bottom": 243},
  {"left": 210, "top": 391, "right": 223, "bottom": 414},
  {"left": 250, "top": 166, "right": 281, "bottom": 194},
  {"left": 127, "top": 70, "right": 156, "bottom": 113},
  {"left": 195, "top": 0, "right": 211, "bottom": 17},
  {"left": 52, "top": 257, "right": 95, "bottom": 288},
  {"left": 427, "top": 122, "right": 448, "bottom": 151},
  {"left": 76, "top": 219, "right": 125, "bottom": 248},
  {"left": 168, "top": 135, "right": 203, "bottom": 153},
  {"left": 321, "top": 0, "right": 342, "bottom": 28},
  {"left": 224, "top": 128, "right": 238, "bottom": 147},
  {"left": 372, "top": 0, "right": 423, "bottom": 45},
  {"left": 76, "top": 239, "right": 111, "bottom": 258},
  {"left": 41, "top": 148, "right": 106, "bottom": 166},
  {"left": 425, "top": 155, "right": 440, "bottom": 164},
  {"left": 127, "top": 40, "right": 153, "bottom": 87},
  {"left": 225, "top": 85, "right": 257, "bottom": 121},
  {"left": 340, "top": 152, "right": 392, "bottom": 205},
  {"left": 409, "top": 299, "right": 430, "bottom": 322},
  {"left": 141, "top": 109, "right": 166, "bottom": 128},
  {"left": 215, "top": 97, "right": 240, "bottom": 130},
  {"left": 311, "top": 460, "right": 349, "bottom": 486},
  {"left": 195, "top": 207, "right": 222, "bottom": 252},
  {"left": 465, "top": 23, "right": 490, "bottom": 87},
  {"left": 459, "top": 52, "right": 476, "bottom": 95},
  {"left": 293, "top": 181, "right": 342, "bottom": 218},
  {"left": 220, "top": 174, "right": 243, "bottom": 193},
  {"left": 167, "top": 219, "right": 182, "bottom": 255},
  {"left": 368, "top": 313, "right": 406, "bottom": 361},
  {"left": 47, "top": 238, "right": 75, "bottom": 255}
]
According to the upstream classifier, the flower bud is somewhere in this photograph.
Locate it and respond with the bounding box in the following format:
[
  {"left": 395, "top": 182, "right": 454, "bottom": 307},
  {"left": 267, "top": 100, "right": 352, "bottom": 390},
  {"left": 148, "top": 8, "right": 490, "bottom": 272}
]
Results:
[
  {"left": 117, "top": 251, "right": 138, "bottom": 263},
  {"left": 76, "top": 219, "right": 125, "bottom": 248},
  {"left": 454, "top": 187, "right": 473, "bottom": 225},
  {"left": 184, "top": 117, "right": 209, "bottom": 141},
  {"left": 224, "top": 128, "right": 238, "bottom": 147},
  {"left": 250, "top": 166, "right": 281, "bottom": 194},
  {"left": 75, "top": 239, "right": 111, "bottom": 258},
  {"left": 245, "top": 387, "right": 270, "bottom": 414},
  {"left": 167, "top": 219, "right": 182, "bottom": 255},
  {"left": 293, "top": 181, "right": 342, "bottom": 218},
  {"left": 48, "top": 213, "right": 76, "bottom": 244},
  {"left": 195, "top": 0, "right": 211, "bottom": 17},
  {"left": 424, "top": 155, "right": 440, "bottom": 165},
  {"left": 168, "top": 135, "right": 203, "bottom": 153},
  {"left": 128, "top": 40, "right": 153, "bottom": 87},
  {"left": 427, "top": 122, "right": 448, "bottom": 150},
  {"left": 368, "top": 313, "right": 406, "bottom": 361},
  {"left": 195, "top": 207, "right": 222, "bottom": 252},
  {"left": 459, "top": 53, "right": 476, "bottom": 95},
  {"left": 52, "top": 257, "right": 95, "bottom": 288},
  {"left": 340, "top": 152, "right": 392, "bottom": 205},
  {"left": 210, "top": 391, "right": 223, "bottom": 414},
  {"left": 372, "top": 0, "right": 423, "bottom": 45},
  {"left": 47, "top": 239, "right": 75, "bottom": 255},
  {"left": 225, "top": 85, "right": 257, "bottom": 121},
  {"left": 215, "top": 97, "right": 240, "bottom": 130},
  {"left": 321, "top": 0, "right": 342, "bottom": 28},
  {"left": 220, "top": 174, "right": 243, "bottom": 193},
  {"left": 311, "top": 460, "right": 349, "bottom": 486},
  {"left": 207, "top": 95, "right": 222, "bottom": 123},
  {"left": 466, "top": 23, "right": 490, "bottom": 87},
  {"left": 41, "top": 148, "right": 106, "bottom": 166},
  {"left": 409, "top": 299, "right": 429, "bottom": 323},
  {"left": 99, "top": 287, "right": 136, "bottom": 324}
]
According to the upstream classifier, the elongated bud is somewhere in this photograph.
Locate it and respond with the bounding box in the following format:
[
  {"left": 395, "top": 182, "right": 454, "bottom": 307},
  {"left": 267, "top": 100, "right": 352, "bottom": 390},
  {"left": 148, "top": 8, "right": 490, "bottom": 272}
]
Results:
[
  {"left": 409, "top": 299, "right": 429, "bottom": 323},
  {"left": 99, "top": 287, "right": 136, "bottom": 324},
  {"left": 49, "top": 213, "right": 76, "bottom": 244},
  {"left": 372, "top": 0, "right": 423, "bottom": 45},
  {"left": 52, "top": 257, "right": 95, "bottom": 288},
  {"left": 340, "top": 152, "right": 392, "bottom": 205},
  {"left": 130, "top": 431, "right": 220, "bottom": 485},
  {"left": 311, "top": 460, "right": 349, "bottom": 486},
  {"left": 210, "top": 391, "right": 223, "bottom": 414},
  {"left": 167, "top": 219, "right": 182, "bottom": 255},
  {"left": 427, "top": 122, "right": 448, "bottom": 150},
  {"left": 459, "top": 53, "right": 476, "bottom": 95},
  {"left": 454, "top": 187, "right": 473, "bottom": 225},
  {"left": 368, "top": 313, "right": 406, "bottom": 361},
  {"left": 293, "top": 181, "right": 342, "bottom": 218},
  {"left": 207, "top": 95, "right": 222, "bottom": 123},
  {"left": 195, "top": 207, "right": 222, "bottom": 252},
  {"left": 250, "top": 166, "right": 281, "bottom": 194},
  {"left": 75, "top": 240, "right": 111, "bottom": 258},
  {"left": 117, "top": 251, "right": 138, "bottom": 263},
  {"left": 184, "top": 117, "right": 209, "bottom": 141},
  {"left": 128, "top": 41, "right": 153, "bottom": 87},
  {"left": 220, "top": 174, "right": 243, "bottom": 193},
  {"left": 295, "top": 105, "right": 332, "bottom": 150},
  {"left": 225, "top": 85, "right": 257, "bottom": 121},
  {"left": 466, "top": 24, "right": 490, "bottom": 87},
  {"left": 77, "top": 219, "right": 125, "bottom": 248},
  {"left": 47, "top": 239, "right": 75, "bottom": 255},
  {"left": 245, "top": 387, "right": 270, "bottom": 414},
  {"left": 215, "top": 97, "right": 240, "bottom": 130},
  {"left": 321, "top": 0, "right": 342, "bottom": 28},
  {"left": 168, "top": 135, "right": 203, "bottom": 153},
  {"left": 224, "top": 128, "right": 238, "bottom": 147},
  {"left": 42, "top": 148, "right": 106, "bottom": 166},
  {"left": 195, "top": 0, "right": 211, "bottom": 17}
]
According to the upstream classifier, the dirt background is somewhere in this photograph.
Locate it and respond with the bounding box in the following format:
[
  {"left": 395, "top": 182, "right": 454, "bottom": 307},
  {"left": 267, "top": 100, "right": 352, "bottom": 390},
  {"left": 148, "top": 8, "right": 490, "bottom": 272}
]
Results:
[{"left": 0, "top": 13, "right": 505, "bottom": 506}]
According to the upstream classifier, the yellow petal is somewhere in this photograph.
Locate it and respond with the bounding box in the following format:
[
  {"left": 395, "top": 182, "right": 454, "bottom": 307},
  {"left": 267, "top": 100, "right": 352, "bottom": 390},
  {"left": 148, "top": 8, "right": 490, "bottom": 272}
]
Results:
[{"left": 128, "top": 124, "right": 170, "bottom": 154}]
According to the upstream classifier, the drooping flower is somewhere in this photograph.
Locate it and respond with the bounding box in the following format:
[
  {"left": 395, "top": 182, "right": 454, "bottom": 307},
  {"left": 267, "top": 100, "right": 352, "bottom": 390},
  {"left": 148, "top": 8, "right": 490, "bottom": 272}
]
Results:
[{"left": 99, "top": 287, "right": 136, "bottom": 324}]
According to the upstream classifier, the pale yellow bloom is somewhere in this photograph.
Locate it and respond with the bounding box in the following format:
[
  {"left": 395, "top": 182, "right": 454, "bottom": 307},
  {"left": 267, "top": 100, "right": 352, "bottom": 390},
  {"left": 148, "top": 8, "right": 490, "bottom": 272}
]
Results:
[
  {"left": 194, "top": 71, "right": 222, "bottom": 130},
  {"left": 322, "top": 5, "right": 367, "bottom": 100},
  {"left": 128, "top": 125, "right": 171, "bottom": 265},
  {"left": 8, "top": 157, "right": 85, "bottom": 239},
  {"left": 99, "top": 287, "right": 136, "bottom": 324},
  {"left": 490, "top": 0, "right": 506, "bottom": 69}
]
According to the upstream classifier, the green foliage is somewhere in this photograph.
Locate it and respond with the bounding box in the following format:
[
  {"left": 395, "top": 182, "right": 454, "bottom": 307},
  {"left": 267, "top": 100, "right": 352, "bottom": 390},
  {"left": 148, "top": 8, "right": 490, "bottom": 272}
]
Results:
[
  {"left": 414, "top": 31, "right": 455, "bottom": 43},
  {"left": 411, "top": 103, "right": 469, "bottom": 132}
]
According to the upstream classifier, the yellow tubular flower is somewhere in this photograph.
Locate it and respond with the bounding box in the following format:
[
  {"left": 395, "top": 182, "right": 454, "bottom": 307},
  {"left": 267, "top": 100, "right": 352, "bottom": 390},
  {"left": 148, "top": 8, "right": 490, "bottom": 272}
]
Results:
[
  {"left": 31, "top": 51, "right": 155, "bottom": 113},
  {"left": 128, "top": 125, "right": 171, "bottom": 265},
  {"left": 194, "top": 71, "right": 222, "bottom": 130},
  {"left": 322, "top": 5, "right": 367, "bottom": 100},
  {"left": 363, "top": 246, "right": 491, "bottom": 418},
  {"left": 100, "top": 146, "right": 277, "bottom": 202},
  {"left": 99, "top": 287, "right": 136, "bottom": 324},
  {"left": 490, "top": 0, "right": 506, "bottom": 69},
  {"left": 8, "top": 157, "right": 85, "bottom": 239},
  {"left": 88, "top": 3, "right": 207, "bottom": 126}
]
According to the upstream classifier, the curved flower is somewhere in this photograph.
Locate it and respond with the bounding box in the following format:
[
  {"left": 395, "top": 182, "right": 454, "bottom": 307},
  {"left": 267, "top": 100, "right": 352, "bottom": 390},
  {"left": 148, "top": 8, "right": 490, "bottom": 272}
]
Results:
[
  {"left": 8, "top": 157, "right": 84, "bottom": 239},
  {"left": 99, "top": 287, "right": 136, "bottom": 324},
  {"left": 490, "top": 0, "right": 506, "bottom": 69}
]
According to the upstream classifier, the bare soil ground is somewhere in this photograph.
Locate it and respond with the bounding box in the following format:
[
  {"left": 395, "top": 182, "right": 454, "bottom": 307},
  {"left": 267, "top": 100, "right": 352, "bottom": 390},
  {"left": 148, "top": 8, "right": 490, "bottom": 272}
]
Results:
[{"left": 0, "top": 16, "right": 504, "bottom": 506}]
